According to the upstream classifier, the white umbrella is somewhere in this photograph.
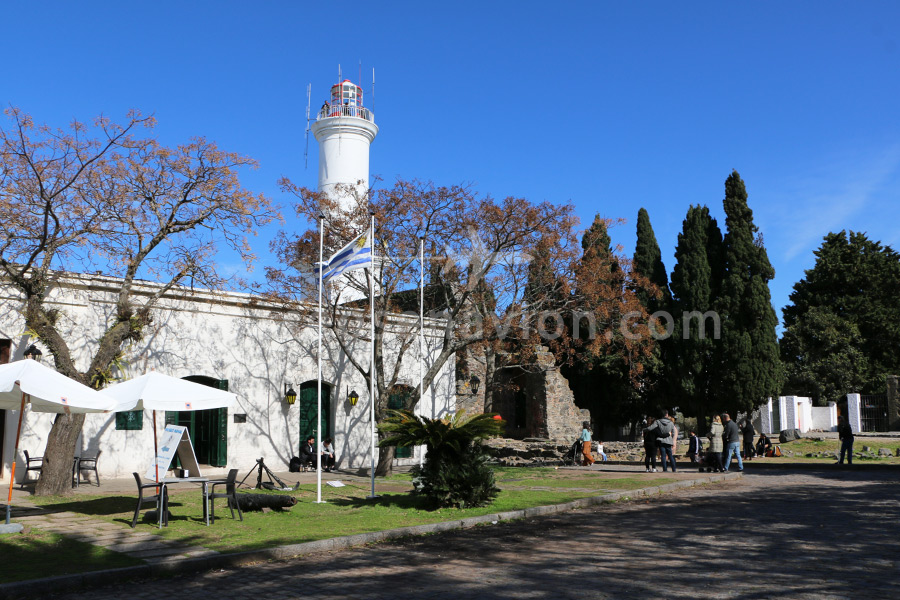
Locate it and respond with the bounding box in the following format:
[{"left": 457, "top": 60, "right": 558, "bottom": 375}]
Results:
[
  {"left": 105, "top": 372, "right": 237, "bottom": 413},
  {"left": 0, "top": 360, "right": 117, "bottom": 525},
  {"left": 104, "top": 372, "right": 237, "bottom": 483}
]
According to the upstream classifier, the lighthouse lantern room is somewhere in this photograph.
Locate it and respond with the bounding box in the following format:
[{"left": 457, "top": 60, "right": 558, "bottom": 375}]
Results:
[{"left": 312, "top": 78, "right": 378, "bottom": 207}]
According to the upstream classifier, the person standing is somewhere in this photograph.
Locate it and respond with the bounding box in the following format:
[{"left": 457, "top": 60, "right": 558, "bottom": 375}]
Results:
[
  {"left": 687, "top": 431, "right": 702, "bottom": 464},
  {"left": 837, "top": 415, "right": 854, "bottom": 465},
  {"left": 708, "top": 415, "right": 725, "bottom": 472},
  {"left": 643, "top": 416, "right": 658, "bottom": 472},
  {"left": 647, "top": 409, "right": 677, "bottom": 472},
  {"left": 579, "top": 421, "right": 595, "bottom": 466},
  {"left": 741, "top": 419, "right": 756, "bottom": 460},
  {"left": 722, "top": 413, "right": 744, "bottom": 471}
]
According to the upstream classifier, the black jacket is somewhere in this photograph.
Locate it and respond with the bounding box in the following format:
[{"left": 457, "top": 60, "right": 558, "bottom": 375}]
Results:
[
  {"left": 723, "top": 420, "right": 741, "bottom": 444},
  {"left": 838, "top": 422, "right": 854, "bottom": 441},
  {"left": 299, "top": 442, "right": 316, "bottom": 463}
]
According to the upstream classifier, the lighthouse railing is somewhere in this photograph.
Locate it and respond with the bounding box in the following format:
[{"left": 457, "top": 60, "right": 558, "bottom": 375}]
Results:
[{"left": 317, "top": 104, "right": 374, "bottom": 122}]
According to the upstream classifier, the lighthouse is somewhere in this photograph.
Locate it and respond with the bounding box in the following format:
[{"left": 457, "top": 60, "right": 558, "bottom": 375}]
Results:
[{"left": 311, "top": 79, "right": 378, "bottom": 207}]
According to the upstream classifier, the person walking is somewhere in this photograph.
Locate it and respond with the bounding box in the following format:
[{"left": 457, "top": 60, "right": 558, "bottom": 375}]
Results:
[
  {"left": 579, "top": 421, "right": 595, "bottom": 466},
  {"left": 643, "top": 416, "right": 658, "bottom": 472},
  {"left": 722, "top": 413, "right": 744, "bottom": 471},
  {"left": 741, "top": 419, "right": 756, "bottom": 460},
  {"left": 687, "top": 431, "right": 702, "bottom": 464},
  {"left": 837, "top": 415, "right": 854, "bottom": 465},
  {"left": 646, "top": 409, "right": 677, "bottom": 472},
  {"left": 707, "top": 415, "right": 725, "bottom": 472}
]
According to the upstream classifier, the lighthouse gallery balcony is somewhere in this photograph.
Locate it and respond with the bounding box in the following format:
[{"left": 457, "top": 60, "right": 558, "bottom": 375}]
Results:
[{"left": 317, "top": 104, "right": 374, "bottom": 123}]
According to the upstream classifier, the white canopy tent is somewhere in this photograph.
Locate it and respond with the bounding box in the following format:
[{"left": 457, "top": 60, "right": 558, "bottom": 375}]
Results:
[
  {"left": 0, "top": 359, "right": 118, "bottom": 525},
  {"left": 104, "top": 372, "right": 237, "bottom": 483}
]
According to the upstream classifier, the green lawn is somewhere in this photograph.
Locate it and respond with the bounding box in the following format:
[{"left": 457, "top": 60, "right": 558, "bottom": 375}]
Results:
[
  {"left": 0, "top": 467, "right": 696, "bottom": 584},
  {"left": 21, "top": 469, "right": 678, "bottom": 555},
  {"left": 774, "top": 438, "right": 900, "bottom": 461}
]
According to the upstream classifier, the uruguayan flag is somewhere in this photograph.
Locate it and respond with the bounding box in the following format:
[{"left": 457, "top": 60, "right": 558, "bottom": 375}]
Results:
[{"left": 313, "top": 232, "right": 372, "bottom": 284}]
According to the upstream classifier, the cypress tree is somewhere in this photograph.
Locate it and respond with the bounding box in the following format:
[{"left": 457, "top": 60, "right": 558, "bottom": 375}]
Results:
[
  {"left": 632, "top": 208, "right": 671, "bottom": 412},
  {"left": 633, "top": 207, "right": 672, "bottom": 314},
  {"left": 669, "top": 205, "right": 724, "bottom": 430},
  {"left": 716, "top": 170, "right": 782, "bottom": 416}
]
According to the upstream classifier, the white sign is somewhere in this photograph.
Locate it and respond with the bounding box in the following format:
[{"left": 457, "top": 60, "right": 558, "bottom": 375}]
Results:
[{"left": 145, "top": 425, "right": 202, "bottom": 481}]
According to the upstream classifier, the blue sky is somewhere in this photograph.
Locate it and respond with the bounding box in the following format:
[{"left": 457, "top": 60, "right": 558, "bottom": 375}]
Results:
[{"left": 3, "top": 1, "right": 899, "bottom": 326}]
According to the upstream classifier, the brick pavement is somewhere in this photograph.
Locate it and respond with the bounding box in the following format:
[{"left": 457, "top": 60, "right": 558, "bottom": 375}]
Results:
[{"left": 36, "top": 469, "right": 899, "bottom": 600}]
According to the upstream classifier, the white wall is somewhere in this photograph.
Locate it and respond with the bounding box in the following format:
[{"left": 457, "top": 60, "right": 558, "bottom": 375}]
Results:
[
  {"left": 0, "top": 276, "right": 454, "bottom": 483},
  {"left": 810, "top": 402, "right": 838, "bottom": 431},
  {"left": 847, "top": 393, "right": 862, "bottom": 434}
]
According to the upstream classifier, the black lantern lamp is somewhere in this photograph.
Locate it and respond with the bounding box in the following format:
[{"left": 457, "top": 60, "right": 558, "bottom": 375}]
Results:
[
  {"left": 469, "top": 375, "right": 480, "bottom": 394},
  {"left": 348, "top": 389, "right": 360, "bottom": 406},
  {"left": 284, "top": 383, "right": 297, "bottom": 405},
  {"left": 24, "top": 344, "right": 43, "bottom": 362}
]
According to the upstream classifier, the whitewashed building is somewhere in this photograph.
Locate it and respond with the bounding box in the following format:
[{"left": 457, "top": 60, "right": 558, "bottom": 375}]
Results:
[{"left": 0, "top": 274, "right": 454, "bottom": 484}]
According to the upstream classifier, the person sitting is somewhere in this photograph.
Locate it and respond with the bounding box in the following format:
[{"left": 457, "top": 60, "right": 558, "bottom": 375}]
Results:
[
  {"left": 320, "top": 437, "right": 336, "bottom": 472},
  {"left": 596, "top": 441, "right": 608, "bottom": 462},
  {"left": 299, "top": 435, "right": 317, "bottom": 470},
  {"left": 756, "top": 433, "right": 771, "bottom": 458}
]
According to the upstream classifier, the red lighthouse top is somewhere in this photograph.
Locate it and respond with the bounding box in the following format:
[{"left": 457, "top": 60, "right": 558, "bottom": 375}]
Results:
[
  {"left": 318, "top": 79, "right": 373, "bottom": 122},
  {"left": 330, "top": 79, "right": 363, "bottom": 107}
]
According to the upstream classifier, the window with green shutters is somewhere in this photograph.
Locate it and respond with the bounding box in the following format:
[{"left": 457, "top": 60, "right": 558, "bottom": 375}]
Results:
[
  {"left": 116, "top": 410, "right": 143, "bottom": 430},
  {"left": 388, "top": 386, "right": 414, "bottom": 458},
  {"left": 298, "top": 382, "right": 332, "bottom": 452}
]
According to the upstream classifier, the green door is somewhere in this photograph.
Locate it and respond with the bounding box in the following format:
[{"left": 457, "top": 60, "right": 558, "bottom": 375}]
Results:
[
  {"left": 388, "top": 386, "right": 414, "bottom": 458},
  {"left": 299, "top": 382, "right": 331, "bottom": 452},
  {"left": 165, "top": 376, "right": 228, "bottom": 467}
]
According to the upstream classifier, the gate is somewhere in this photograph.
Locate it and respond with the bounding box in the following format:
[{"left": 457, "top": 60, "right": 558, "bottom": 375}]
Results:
[{"left": 860, "top": 395, "right": 888, "bottom": 432}]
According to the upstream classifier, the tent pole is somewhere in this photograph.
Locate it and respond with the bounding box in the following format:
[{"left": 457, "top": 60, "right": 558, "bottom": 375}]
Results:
[{"left": 4, "top": 392, "right": 26, "bottom": 525}]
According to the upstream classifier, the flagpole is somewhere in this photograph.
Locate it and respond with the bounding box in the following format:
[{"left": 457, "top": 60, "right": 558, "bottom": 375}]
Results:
[
  {"left": 369, "top": 211, "right": 377, "bottom": 498},
  {"left": 419, "top": 236, "right": 425, "bottom": 468},
  {"left": 316, "top": 214, "right": 324, "bottom": 503}
]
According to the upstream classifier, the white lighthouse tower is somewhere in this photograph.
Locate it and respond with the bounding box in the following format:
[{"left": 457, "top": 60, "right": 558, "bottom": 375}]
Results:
[{"left": 311, "top": 79, "right": 378, "bottom": 207}]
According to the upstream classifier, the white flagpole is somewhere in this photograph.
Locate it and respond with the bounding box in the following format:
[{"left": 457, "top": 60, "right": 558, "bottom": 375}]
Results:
[
  {"left": 419, "top": 236, "right": 425, "bottom": 467},
  {"left": 316, "top": 215, "right": 324, "bottom": 503},
  {"left": 369, "top": 212, "right": 377, "bottom": 498}
]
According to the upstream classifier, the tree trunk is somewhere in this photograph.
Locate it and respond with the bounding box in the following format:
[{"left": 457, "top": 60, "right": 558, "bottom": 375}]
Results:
[
  {"left": 482, "top": 347, "right": 496, "bottom": 413},
  {"left": 35, "top": 413, "right": 84, "bottom": 496},
  {"left": 375, "top": 444, "right": 394, "bottom": 477}
]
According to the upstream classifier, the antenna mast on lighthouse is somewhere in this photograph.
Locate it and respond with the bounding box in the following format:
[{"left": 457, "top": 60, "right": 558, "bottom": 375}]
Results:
[{"left": 303, "top": 83, "right": 312, "bottom": 169}]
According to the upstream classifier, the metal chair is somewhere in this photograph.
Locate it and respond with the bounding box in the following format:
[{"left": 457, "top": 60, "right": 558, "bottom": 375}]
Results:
[
  {"left": 22, "top": 450, "right": 43, "bottom": 487},
  {"left": 75, "top": 451, "right": 102, "bottom": 487},
  {"left": 205, "top": 468, "right": 243, "bottom": 524},
  {"left": 131, "top": 473, "right": 168, "bottom": 528}
]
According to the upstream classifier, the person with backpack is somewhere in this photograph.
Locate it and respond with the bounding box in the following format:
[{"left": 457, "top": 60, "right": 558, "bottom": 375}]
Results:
[
  {"left": 722, "top": 413, "right": 744, "bottom": 471},
  {"left": 645, "top": 409, "right": 677, "bottom": 472},
  {"left": 642, "top": 416, "right": 658, "bottom": 472}
]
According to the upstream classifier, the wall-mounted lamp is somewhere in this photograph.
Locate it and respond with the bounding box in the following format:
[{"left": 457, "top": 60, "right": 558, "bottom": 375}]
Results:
[
  {"left": 24, "top": 344, "right": 43, "bottom": 362},
  {"left": 469, "top": 375, "right": 480, "bottom": 395},
  {"left": 348, "top": 389, "right": 360, "bottom": 406},
  {"left": 284, "top": 383, "right": 297, "bottom": 405}
]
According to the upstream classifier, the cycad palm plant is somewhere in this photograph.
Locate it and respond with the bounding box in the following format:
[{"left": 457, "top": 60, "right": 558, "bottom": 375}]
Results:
[{"left": 379, "top": 410, "right": 504, "bottom": 508}]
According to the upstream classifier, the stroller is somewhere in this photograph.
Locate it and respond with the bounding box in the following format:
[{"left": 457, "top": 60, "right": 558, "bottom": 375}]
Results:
[{"left": 565, "top": 439, "right": 582, "bottom": 466}]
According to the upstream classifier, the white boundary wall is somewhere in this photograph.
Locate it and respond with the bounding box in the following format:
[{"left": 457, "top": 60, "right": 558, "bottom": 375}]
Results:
[
  {"left": 0, "top": 275, "right": 455, "bottom": 483},
  {"left": 847, "top": 393, "right": 862, "bottom": 433},
  {"left": 810, "top": 402, "right": 838, "bottom": 431}
]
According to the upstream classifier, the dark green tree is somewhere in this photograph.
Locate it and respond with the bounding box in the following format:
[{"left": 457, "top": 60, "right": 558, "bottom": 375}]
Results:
[
  {"left": 781, "top": 231, "right": 900, "bottom": 403},
  {"left": 631, "top": 208, "right": 672, "bottom": 413},
  {"left": 669, "top": 205, "right": 724, "bottom": 429},
  {"left": 716, "top": 171, "right": 782, "bottom": 416},
  {"left": 633, "top": 207, "right": 672, "bottom": 314}
]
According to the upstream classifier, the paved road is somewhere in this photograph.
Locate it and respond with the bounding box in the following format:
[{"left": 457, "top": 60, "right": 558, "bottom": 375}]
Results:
[{"left": 48, "top": 469, "right": 900, "bottom": 600}]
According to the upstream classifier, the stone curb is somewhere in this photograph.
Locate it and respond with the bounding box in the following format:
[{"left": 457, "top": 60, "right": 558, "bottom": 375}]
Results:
[
  {"left": 0, "top": 472, "right": 741, "bottom": 599},
  {"left": 598, "top": 460, "right": 900, "bottom": 470}
]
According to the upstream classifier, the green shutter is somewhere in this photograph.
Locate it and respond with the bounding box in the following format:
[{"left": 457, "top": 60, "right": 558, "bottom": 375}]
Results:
[
  {"left": 298, "top": 383, "right": 331, "bottom": 453},
  {"left": 388, "top": 388, "right": 413, "bottom": 458},
  {"left": 213, "top": 406, "right": 228, "bottom": 466},
  {"left": 115, "top": 410, "right": 143, "bottom": 430}
]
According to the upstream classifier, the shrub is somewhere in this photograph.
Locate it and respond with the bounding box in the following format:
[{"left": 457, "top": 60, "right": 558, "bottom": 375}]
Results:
[{"left": 379, "top": 410, "right": 504, "bottom": 508}]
